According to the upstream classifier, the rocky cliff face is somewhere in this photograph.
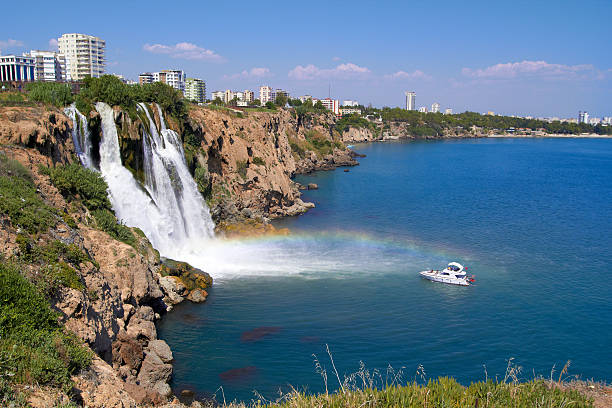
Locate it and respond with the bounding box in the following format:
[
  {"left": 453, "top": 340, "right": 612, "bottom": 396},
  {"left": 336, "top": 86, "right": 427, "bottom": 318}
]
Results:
[{"left": 0, "top": 103, "right": 361, "bottom": 407}]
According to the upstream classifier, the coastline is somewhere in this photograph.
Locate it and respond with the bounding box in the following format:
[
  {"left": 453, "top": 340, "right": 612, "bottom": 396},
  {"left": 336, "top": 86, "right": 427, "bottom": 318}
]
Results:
[{"left": 487, "top": 133, "right": 611, "bottom": 139}]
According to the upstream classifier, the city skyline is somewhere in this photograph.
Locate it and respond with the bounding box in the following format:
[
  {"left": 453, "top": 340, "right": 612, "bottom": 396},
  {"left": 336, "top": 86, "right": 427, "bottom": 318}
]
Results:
[{"left": 1, "top": 0, "right": 610, "bottom": 117}]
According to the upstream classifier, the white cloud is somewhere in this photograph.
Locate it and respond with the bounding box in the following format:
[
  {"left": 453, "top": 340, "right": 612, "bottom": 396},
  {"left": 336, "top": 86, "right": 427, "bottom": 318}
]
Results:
[
  {"left": 48, "top": 38, "right": 58, "bottom": 51},
  {"left": 143, "top": 42, "right": 224, "bottom": 62},
  {"left": 0, "top": 39, "right": 24, "bottom": 51},
  {"left": 223, "top": 67, "right": 272, "bottom": 80},
  {"left": 384, "top": 70, "right": 431, "bottom": 80},
  {"left": 288, "top": 63, "right": 371, "bottom": 80},
  {"left": 462, "top": 60, "right": 599, "bottom": 80}
]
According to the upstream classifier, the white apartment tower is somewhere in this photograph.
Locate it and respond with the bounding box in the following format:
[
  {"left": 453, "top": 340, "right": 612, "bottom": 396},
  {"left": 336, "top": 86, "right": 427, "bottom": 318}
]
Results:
[
  {"left": 431, "top": 102, "right": 440, "bottom": 113},
  {"left": 28, "top": 50, "right": 65, "bottom": 82},
  {"left": 58, "top": 33, "right": 105, "bottom": 81},
  {"left": 152, "top": 70, "right": 186, "bottom": 93},
  {"left": 259, "top": 85, "right": 273, "bottom": 104},
  {"left": 405, "top": 91, "right": 416, "bottom": 110},
  {"left": 578, "top": 111, "right": 589, "bottom": 124}
]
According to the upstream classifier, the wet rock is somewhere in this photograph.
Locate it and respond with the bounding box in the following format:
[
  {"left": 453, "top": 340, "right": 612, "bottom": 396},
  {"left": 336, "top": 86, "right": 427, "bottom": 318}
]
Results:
[
  {"left": 307, "top": 183, "right": 318, "bottom": 190},
  {"left": 187, "top": 288, "right": 208, "bottom": 303},
  {"left": 159, "top": 276, "right": 187, "bottom": 305}
]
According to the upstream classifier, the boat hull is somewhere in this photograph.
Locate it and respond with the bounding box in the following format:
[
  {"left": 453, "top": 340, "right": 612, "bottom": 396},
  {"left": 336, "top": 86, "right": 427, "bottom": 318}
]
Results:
[{"left": 419, "top": 271, "right": 470, "bottom": 286}]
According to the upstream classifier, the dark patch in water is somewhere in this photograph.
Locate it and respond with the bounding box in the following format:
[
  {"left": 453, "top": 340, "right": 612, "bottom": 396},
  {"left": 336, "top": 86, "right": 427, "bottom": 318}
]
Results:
[
  {"left": 300, "top": 336, "right": 321, "bottom": 343},
  {"left": 219, "top": 366, "right": 258, "bottom": 382},
  {"left": 179, "top": 313, "right": 204, "bottom": 325},
  {"left": 240, "top": 326, "right": 281, "bottom": 342}
]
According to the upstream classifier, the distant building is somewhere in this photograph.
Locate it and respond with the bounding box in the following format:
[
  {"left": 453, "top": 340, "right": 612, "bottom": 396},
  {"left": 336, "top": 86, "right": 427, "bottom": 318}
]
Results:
[
  {"left": 153, "top": 70, "right": 185, "bottom": 93},
  {"left": 603, "top": 117, "right": 612, "bottom": 125},
  {"left": 243, "top": 90, "right": 254, "bottom": 103},
  {"left": 405, "top": 91, "right": 416, "bottom": 110},
  {"left": 0, "top": 55, "right": 35, "bottom": 82},
  {"left": 313, "top": 98, "right": 339, "bottom": 115},
  {"left": 342, "top": 100, "right": 359, "bottom": 107},
  {"left": 211, "top": 91, "right": 225, "bottom": 102},
  {"left": 184, "top": 78, "right": 206, "bottom": 103},
  {"left": 431, "top": 103, "right": 440, "bottom": 113},
  {"left": 259, "top": 85, "right": 273, "bottom": 104},
  {"left": 339, "top": 107, "right": 362, "bottom": 116},
  {"left": 27, "top": 50, "right": 65, "bottom": 82},
  {"left": 578, "top": 111, "right": 589, "bottom": 124},
  {"left": 444, "top": 108, "right": 453, "bottom": 115},
  {"left": 418, "top": 106, "right": 427, "bottom": 113},
  {"left": 58, "top": 33, "right": 105, "bottom": 80},
  {"left": 299, "top": 95, "right": 313, "bottom": 103},
  {"left": 138, "top": 72, "right": 154, "bottom": 85},
  {"left": 588, "top": 117, "right": 601, "bottom": 125},
  {"left": 271, "top": 89, "right": 289, "bottom": 103},
  {"left": 487, "top": 111, "right": 495, "bottom": 116}
]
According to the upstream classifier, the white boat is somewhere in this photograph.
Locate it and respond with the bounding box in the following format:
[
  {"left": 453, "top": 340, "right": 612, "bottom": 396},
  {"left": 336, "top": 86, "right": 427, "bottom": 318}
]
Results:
[{"left": 419, "top": 262, "right": 475, "bottom": 286}]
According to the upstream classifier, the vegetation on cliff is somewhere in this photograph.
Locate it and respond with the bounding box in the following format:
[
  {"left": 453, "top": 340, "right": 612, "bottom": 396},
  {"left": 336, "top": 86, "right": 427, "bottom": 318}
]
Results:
[
  {"left": 361, "top": 107, "right": 612, "bottom": 136},
  {"left": 40, "top": 162, "right": 137, "bottom": 247}
]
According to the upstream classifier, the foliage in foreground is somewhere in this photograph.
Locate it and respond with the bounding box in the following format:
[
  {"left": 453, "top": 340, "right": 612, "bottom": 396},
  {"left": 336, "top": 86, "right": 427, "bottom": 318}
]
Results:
[
  {"left": 40, "top": 162, "right": 137, "bottom": 247},
  {"left": 0, "top": 153, "right": 58, "bottom": 233},
  {"left": 218, "top": 378, "right": 592, "bottom": 408},
  {"left": 0, "top": 261, "right": 91, "bottom": 400},
  {"left": 25, "top": 82, "right": 73, "bottom": 107}
]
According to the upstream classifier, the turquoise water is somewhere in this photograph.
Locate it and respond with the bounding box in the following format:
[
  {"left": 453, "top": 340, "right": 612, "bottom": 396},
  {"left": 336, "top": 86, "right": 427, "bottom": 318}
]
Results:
[{"left": 157, "top": 138, "right": 612, "bottom": 402}]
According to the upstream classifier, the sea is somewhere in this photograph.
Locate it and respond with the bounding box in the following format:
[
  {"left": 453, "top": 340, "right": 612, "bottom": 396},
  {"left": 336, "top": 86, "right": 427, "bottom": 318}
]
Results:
[{"left": 157, "top": 137, "right": 612, "bottom": 403}]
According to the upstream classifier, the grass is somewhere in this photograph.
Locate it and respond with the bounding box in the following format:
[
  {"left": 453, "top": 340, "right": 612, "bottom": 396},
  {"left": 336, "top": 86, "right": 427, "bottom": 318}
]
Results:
[
  {"left": 0, "top": 153, "right": 58, "bottom": 234},
  {"left": 40, "top": 162, "right": 137, "bottom": 248},
  {"left": 190, "top": 354, "right": 593, "bottom": 408},
  {"left": 236, "top": 160, "right": 248, "bottom": 180},
  {"left": 0, "top": 261, "right": 91, "bottom": 398}
]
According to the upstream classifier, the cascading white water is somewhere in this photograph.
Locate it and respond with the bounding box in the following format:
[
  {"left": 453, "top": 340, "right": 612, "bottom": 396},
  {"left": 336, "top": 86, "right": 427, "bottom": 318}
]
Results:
[
  {"left": 94, "top": 102, "right": 215, "bottom": 265},
  {"left": 64, "top": 104, "right": 94, "bottom": 169}
]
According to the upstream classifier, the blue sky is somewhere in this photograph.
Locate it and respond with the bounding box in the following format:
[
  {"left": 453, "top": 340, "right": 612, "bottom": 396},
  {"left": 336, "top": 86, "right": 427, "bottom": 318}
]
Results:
[{"left": 1, "top": 0, "right": 610, "bottom": 117}]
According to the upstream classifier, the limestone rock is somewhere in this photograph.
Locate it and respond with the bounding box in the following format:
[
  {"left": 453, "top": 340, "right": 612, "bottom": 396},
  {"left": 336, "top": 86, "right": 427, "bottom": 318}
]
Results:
[
  {"left": 147, "top": 339, "right": 173, "bottom": 363},
  {"left": 187, "top": 288, "right": 208, "bottom": 303}
]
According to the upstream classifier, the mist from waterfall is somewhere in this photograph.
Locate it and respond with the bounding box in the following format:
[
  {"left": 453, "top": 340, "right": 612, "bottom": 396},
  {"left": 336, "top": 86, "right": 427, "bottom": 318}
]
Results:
[{"left": 72, "top": 102, "right": 217, "bottom": 266}]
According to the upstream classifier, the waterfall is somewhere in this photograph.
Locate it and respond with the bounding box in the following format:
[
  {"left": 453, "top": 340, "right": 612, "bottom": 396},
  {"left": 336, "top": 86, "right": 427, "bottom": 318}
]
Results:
[
  {"left": 94, "top": 102, "right": 215, "bottom": 264},
  {"left": 64, "top": 104, "right": 94, "bottom": 169}
]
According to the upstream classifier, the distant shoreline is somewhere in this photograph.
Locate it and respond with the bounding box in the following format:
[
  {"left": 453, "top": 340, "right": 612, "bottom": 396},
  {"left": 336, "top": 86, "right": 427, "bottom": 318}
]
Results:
[{"left": 487, "top": 133, "right": 611, "bottom": 139}]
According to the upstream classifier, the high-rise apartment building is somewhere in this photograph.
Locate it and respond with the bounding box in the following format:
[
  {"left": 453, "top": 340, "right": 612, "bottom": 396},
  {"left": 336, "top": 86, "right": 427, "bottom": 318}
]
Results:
[
  {"left": 259, "top": 85, "right": 273, "bottom": 104},
  {"left": 444, "top": 108, "right": 453, "bottom": 115},
  {"left": 578, "top": 111, "right": 589, "bottom": 124},
  {"left": 153, "top": 70, "right": 185, "bottom": 93},
  {"left": 58, "top": 33, "right": 105, "bottom": 81},
  {"left": 405, "top": 91, "right": 416, "bottom": 110},
  {"left": 243, "top": 90, "right": 254, "bottom": 103},
  {"left": 342, "top": 100, "right": 359, "bottom": 107},
  {"left": 313, "top": 98, "right": 339, "bottom": 115},
  {"left": 431, "top": 102, "right": 440, "bottom": 113},
  {"left": 0, "top": 55, "right": 35, "bottom": 82},
  {"left": 138, "top": 72, "right": 154, "bottom": 85},
  {"left": 27, "top": 50, "right": 65, "bottom": 82},
  {"left": 211, "top": 91, "right": 225, "bottom": 102},
  {"left": 184, "top": 78, "right": 206, "bottom": 103},
  {"left": 418, "top": 106, "right": 427, "bottom": 113}
]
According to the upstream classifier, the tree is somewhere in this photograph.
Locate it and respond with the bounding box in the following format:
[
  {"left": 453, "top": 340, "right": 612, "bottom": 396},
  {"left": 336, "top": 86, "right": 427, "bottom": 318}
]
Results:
[
  {"left": 250, "top": 99, "right": 261, "bottom": 107},
  {"left": 265, "top": 101, "right": 276, "bottom": 110},
  {"left": 274, "top": 93, "right": 288, "bottom": 107},
  {"left": 288, "top": 98, "right": 302, "bottom": 107},
  {"left": 211, "top": 97, "right": 224, "bottom": 106},
  {"left": 314, "top": 100, "right": 325, "bottom": 110},
  {"left": 228, "top": 96, "right": 239, "bottom": 107}
]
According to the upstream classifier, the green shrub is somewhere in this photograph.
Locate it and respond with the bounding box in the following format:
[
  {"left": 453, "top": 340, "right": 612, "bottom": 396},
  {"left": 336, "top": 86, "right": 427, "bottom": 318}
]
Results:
[
  {"left": 236, "top": 160, "right": 248, "bottom": 180},
  {"left": 92, "top": 209, "right": 136, "bottom": 248},
  {"left": 25, "top": 82, "right": 73, "bottom": 107},
  {"left": 0, "top": 154, "right": 57, "bottom": 233},
  {"left": 252, "top": 156, "right": 265, "bottom": 166},
  {"left": 0, "top": 261, "right": 91, "bottom": 391},
  {"left": 194, "top": 166, "right": 211, "bottom": 196},
  {"left": 40, "top": 163, "right": 111, "bottom": 211}
]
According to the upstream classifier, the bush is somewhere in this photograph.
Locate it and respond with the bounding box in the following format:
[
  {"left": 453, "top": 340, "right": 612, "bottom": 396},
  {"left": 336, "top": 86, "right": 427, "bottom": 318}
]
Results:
[
  {"left": 0, "top": 261, "right": 91, "bottom": 391},
  {"left": 40, "top": 163, "right": 111, "bottom": 211},
  {"left": 25, "top": 82, "right": 73, "bottom": 107},
  {"left": 92, "top": 209, "right": 136, "bottom": 248},
  {"left": 0, "top": 153, "right": 57, "bottom": 233},
  {"left": 235, "top": 160, "right": 248, "bottom": 180},
  {"left": 252, "top": 156, "right": 265, "bottom": 166}
]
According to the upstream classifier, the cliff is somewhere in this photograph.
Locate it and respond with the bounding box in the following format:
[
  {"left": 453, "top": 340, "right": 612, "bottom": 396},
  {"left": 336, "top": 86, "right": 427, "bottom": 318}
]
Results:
[{"left": 0, "top": 102, "right": 359, "bottom": 407}]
